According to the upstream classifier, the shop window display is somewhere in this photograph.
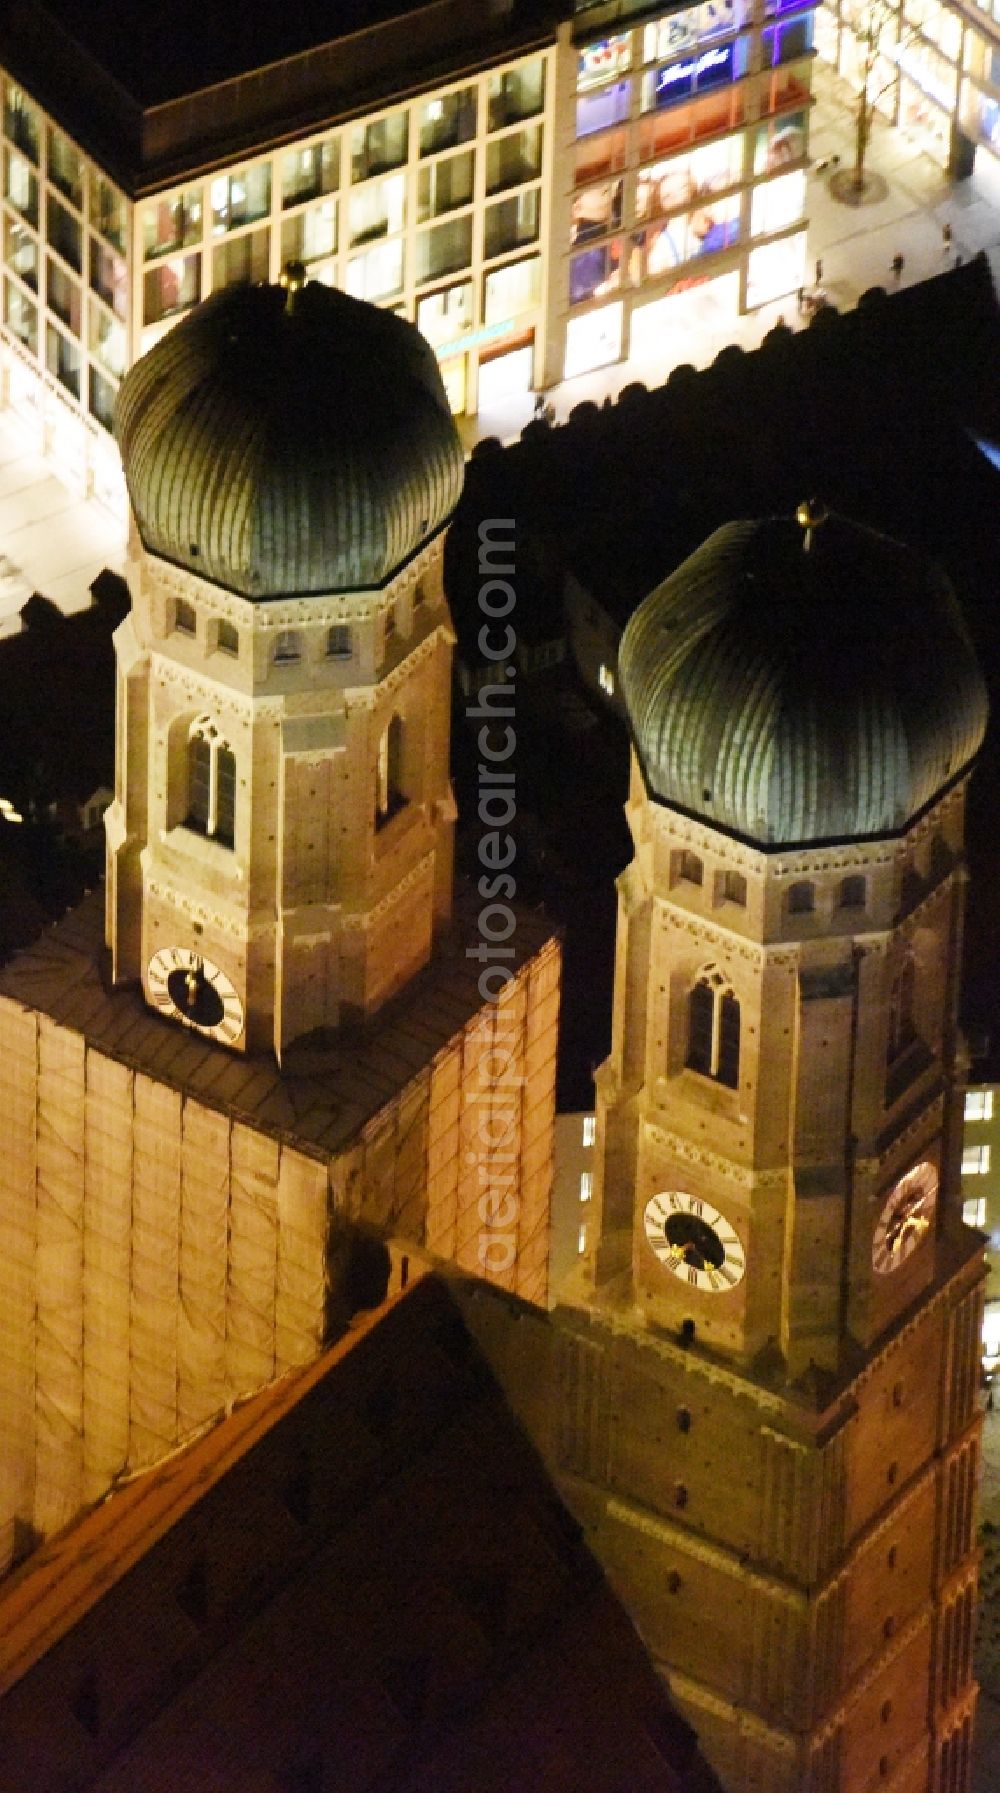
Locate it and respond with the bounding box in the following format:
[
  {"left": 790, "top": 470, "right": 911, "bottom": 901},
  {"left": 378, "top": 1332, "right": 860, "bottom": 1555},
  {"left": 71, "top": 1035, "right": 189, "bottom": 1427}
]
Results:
[
  {"left": 570, "top": 236, "right": 622, "bottom": 304},
  {"left": 575, "top": 128, "right": 628, "bottom": 184},
  {"left": 643, "top": 0, "right": 750, "bottom": 61},
  {"left": 641, "top": 42, "right": 746, "bottom": 112},
  {"left": 576, "top": 81, "right": 631, "bottom": 138},
  {"left": 564, "top": 299, "right": 623, "bottom": 378},
  {"left": 638, "top": 88, "right": 744, "bottom": 158},
  {"left": 762, "top": 15, "right": 814, "bottom": 65},
  {"left": 571, "top": 180, "right": 623, "bottom": 241},
  {"left": 753, "top": 111, "right": 807, "bottom": 173},
  {"left": 636, "top": 138, "right": 742, "bottom": 220},
  {"left": 644, "top": 196, "right": 740, "bottom": 274},
  {"left": 746, "top": 227, "right": 805, "bottom": 305},
  {"left": 577, "top": 36, "right": 632, "bottom": 91},
  {"left": 751, "top": 168, "right": 806, "bottom": 235}
]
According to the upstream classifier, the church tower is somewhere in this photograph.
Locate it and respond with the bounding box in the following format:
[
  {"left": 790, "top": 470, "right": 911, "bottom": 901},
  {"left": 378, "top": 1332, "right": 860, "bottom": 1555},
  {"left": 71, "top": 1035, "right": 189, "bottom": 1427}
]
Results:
[
  {"left": 0, "top": 275, "right": 559, "bottom": 1549},
  {"left": 560, "top": 508, "right": 990, "bottom": 1792},
  {"left": 106, "top": 269, "right": 464, "bottom": 1060}
]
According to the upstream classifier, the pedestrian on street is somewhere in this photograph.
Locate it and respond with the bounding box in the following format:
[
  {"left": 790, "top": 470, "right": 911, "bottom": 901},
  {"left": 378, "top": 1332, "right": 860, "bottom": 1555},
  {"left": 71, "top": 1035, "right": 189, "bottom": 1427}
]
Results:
[
  {"left": 815, "top": 258, "right": 823, "bottom": 284},
  {"left": 942, "top": 221, "right": 953, "bottom": 253},
  {"left": 891, "top": 251, "right": 904, "bottom": 281}
]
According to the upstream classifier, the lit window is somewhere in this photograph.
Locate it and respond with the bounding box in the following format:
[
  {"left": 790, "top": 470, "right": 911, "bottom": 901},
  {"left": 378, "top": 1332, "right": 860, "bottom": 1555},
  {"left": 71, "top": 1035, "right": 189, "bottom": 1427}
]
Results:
[
  {"left": 582, "top": 1115, "right": 596, "bottom": 1147},
  {"left": 963, "top": 1197, "right": 987, "bottom": 1228},
  {"left": 687, "top": 967, "right": 740, "bottom": 1089},
  {"left": 186, "top": 716, "right": 235, "bottom": 848},
  {"left": 965, "top": 1090, "right": 994, "bottom": 1122},
  {"left": 376, "top": 714, "right": 405, "bottom": 828},
  {"left": 598, "top": 662, "right": 615, "bottom": 696},
  {"left": 887, "top": 958, "right": 916, "bottom": 1063},
  {"left": 580, "top": 1171, "right": 593, "bottom": 1202},
  {"left": 578, "top": 1222, "right": 588, "bottom": 1254},
  {"left": 962, "top": 1145, "right": 991, "bottom": 1176}
]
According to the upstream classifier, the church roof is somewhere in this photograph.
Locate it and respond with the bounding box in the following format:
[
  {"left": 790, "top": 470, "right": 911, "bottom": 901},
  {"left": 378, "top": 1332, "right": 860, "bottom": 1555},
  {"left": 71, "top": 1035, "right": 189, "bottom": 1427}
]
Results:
[
  {"left": 619, "top": 511, "right": 988, "bottom": 848},
  {"left": 115, "top": 280, "right": 465, "bottom": 600},
  {"left": 0, "top": 890, "right": 557, "bottom": 1164},
  {"left": 0, "top": 1275, "right": 720, "bottom": 1793}
]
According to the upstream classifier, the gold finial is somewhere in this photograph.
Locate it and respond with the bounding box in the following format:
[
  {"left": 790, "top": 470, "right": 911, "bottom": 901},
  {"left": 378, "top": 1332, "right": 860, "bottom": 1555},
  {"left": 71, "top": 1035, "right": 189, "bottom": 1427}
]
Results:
[
  {"left": 796, "top": 496, "right": 829, "bottom": 552},
  {"left": 279, "top": 260, "right": 308, "bottom": 313}
]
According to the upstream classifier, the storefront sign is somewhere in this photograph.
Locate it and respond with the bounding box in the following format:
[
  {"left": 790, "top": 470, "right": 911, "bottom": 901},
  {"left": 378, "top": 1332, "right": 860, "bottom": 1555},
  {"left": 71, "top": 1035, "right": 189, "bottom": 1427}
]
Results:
[
  {"left": 655, "top": 44, "right": 734, "bottom": 106},
  {"left": 433, "top": 318, "right": 517, "bottom": 362}
]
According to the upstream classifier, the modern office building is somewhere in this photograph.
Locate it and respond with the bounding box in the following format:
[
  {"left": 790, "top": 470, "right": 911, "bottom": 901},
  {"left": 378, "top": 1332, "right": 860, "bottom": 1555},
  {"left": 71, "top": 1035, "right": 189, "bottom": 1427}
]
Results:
[
  {"left": 816, "top": 0, "right": 1000, "bottom": 179},
  {"left": 0, "top": 0, "right": 822, "bottom": 503}
]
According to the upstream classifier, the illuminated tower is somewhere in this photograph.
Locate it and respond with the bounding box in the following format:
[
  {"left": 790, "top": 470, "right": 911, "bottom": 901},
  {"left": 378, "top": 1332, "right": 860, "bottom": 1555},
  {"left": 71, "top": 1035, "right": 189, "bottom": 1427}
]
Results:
[
  {"left": 0, "top": 276, "right": 559, "bottom": 1549},
  {"left": 106, "top": 270, "right": 463, "bottom": 1061},
  {"left": 564, "top": 507, "right": 989, "bottom": 1793}
]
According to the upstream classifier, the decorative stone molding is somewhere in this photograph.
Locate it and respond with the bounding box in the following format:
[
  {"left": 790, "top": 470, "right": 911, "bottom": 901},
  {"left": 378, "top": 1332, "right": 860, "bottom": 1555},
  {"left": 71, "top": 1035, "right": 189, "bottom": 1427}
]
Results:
[
  {"left": 145, "top": 878, "right": 268, "bottom": 940},
  {"left": 662, "top": 1667, "right": 798, "bottom": 1755},
  {"left": 600, "top": 1487, "right": 805, "bottom": 1605},
  {"left": 643, "top": 1120, "right": 755, "bottom": 1191},
  {"left": 338, "top": 851, "right": 435, "bottom": 932}
]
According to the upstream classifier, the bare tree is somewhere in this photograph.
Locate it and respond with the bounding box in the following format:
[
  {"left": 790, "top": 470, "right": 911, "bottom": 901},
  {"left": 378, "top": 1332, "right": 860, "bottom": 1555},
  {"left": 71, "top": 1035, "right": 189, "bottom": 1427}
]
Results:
[{"left": 845, "top": 0, "right": 911, "bottom": 196}]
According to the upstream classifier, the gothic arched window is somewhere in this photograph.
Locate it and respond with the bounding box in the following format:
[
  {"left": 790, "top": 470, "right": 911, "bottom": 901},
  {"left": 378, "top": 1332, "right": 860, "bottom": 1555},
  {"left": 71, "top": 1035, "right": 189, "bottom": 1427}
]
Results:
[
  {"left": 686, "top": 967, "right": 740, "bottom": 1090},
  {"left": 376, "top": 713, "right": 405, "bottom": 828},
  {"left": 887, "top": 957, "right": 916, "bottom": 1063},
  {"left": 186, "top": 716, "right": 236, "bottom": 848}
]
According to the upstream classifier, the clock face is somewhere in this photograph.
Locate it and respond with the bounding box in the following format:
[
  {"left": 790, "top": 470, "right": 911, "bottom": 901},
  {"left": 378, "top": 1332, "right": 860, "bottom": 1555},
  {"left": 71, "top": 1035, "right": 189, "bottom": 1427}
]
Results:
[
  {"left": 146, "top": 946, "right": 245, "bottom": 1047},
  {"left": 872, "top": 1161, "right": 938, "bottom": 1275},
  {"left": 643, "top": 1190, "right": 746, "bottom": 1293}
]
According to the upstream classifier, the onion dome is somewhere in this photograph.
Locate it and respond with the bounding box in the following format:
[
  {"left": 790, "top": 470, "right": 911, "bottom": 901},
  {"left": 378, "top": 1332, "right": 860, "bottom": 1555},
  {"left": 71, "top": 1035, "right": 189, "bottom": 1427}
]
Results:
[
  {"left": 619, "top": 507, "right": 988, "bottom": 847},
  {"left": 115, "top": 271, "right": 464, "bottom": 598}
]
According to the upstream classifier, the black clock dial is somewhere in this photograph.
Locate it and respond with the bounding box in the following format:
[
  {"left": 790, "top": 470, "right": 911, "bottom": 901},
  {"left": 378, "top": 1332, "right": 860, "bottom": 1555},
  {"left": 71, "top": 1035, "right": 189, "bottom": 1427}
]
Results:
[
  {"left": 663, "top": 1212, "right": 727, "bottom": 1271},
  {"left": 166, "top": 962, "right": 225, "bottom": 1028},
  {"left": 643, "top": 1192, "right": 746, "bottom": 1292}
]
